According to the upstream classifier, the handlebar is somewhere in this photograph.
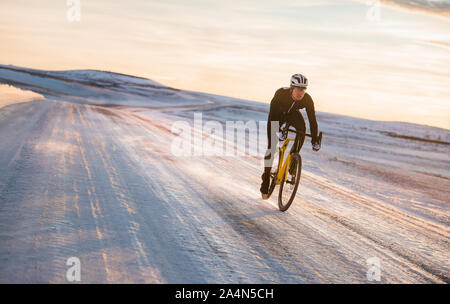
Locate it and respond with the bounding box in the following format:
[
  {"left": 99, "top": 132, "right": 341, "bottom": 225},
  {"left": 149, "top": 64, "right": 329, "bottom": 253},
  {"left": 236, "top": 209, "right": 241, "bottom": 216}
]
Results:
[
  {"left": 286, "top": 127, "right": 310, "bottom": 137},
  {"left": 279, "top": 125, "right": 323, "bottom": 145}
]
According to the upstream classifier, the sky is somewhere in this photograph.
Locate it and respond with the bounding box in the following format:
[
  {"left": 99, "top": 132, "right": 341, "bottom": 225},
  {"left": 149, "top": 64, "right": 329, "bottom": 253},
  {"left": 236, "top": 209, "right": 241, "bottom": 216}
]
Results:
[{"left": 0, "top": 0, "right": 449, "bottom": 129}]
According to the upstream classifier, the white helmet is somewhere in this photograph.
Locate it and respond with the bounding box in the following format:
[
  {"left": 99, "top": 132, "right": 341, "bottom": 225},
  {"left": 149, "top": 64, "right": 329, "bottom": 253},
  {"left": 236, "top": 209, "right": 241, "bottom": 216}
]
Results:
[{"left": 290, "top": 73, "right": 308, "bottom": 88}]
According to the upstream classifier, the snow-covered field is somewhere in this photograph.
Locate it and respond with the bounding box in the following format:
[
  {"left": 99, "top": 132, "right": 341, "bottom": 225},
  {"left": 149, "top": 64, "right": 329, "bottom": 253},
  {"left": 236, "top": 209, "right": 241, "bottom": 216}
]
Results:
[{"left": 0, "top": 65, "right": 448, "bottom": 283}]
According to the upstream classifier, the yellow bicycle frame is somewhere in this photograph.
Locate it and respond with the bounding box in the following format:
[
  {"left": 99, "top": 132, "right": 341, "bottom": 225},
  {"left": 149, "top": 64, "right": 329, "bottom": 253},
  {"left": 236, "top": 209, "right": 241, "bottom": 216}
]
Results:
[{"left": 274, "top": 137, "right": 296, "bottom": 184}]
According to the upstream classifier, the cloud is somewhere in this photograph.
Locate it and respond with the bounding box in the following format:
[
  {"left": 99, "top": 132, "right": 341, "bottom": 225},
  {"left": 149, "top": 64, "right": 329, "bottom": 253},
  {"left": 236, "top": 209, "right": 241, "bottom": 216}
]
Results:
[
  {"left": 420, "top": 39, "right": 450, "bottom": 49},
  {"left": 380, "top": 0, "right": 450, "bottom": 18}
]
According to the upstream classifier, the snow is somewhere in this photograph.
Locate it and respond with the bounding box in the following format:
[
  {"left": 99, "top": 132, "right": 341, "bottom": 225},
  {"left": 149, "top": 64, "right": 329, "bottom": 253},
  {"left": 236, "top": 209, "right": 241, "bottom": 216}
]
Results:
[{"left": 0, "top": 65, "right": 448, "bottom": 283}]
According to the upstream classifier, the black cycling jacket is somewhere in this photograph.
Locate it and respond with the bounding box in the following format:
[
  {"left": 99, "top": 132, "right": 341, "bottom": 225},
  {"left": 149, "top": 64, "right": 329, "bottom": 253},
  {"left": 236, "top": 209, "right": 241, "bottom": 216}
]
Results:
[{"left": 267, "top": 87, "right": 318, "bottom": 144}]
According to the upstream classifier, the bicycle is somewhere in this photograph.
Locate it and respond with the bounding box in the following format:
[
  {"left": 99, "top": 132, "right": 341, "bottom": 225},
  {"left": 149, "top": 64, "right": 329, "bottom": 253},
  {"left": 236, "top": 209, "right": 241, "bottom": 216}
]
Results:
[{"left": 264, "top": 124, "right": 322, "bottom": 212}]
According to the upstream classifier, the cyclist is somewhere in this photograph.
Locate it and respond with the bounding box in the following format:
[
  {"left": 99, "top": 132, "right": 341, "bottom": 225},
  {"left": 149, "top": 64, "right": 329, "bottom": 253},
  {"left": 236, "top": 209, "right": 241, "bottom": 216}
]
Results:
[{"left": 260, "top": 73, "right": 321, "bottom": 198}]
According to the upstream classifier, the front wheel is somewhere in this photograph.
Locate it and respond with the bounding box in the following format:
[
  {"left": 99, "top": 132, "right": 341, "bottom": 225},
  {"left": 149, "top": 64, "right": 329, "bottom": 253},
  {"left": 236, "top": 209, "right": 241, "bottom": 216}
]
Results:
[
  {"left": 278, "top": 153, "right": 302, "bottom": 212},
  {"left": 263, "top": 152, "right": 282, "bottom": 200},
  {"left": 266, "top": 169, "right": 277, "bottom": 198}
]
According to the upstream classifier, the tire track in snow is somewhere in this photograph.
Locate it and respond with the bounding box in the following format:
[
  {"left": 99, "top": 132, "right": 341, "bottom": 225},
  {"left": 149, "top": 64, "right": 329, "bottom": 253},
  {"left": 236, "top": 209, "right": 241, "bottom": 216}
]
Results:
[
  {"left": 83, "top": 105, "right": 165, "bottom": 282},
  {"left": 112, "top": 106, "right": 449, "bottom": 283},
  {"left": 297, "top": 173, "right": 449, "bottom": 283},
  {"left": 1, "top": 100, "right": 448, "bottom": 283}
]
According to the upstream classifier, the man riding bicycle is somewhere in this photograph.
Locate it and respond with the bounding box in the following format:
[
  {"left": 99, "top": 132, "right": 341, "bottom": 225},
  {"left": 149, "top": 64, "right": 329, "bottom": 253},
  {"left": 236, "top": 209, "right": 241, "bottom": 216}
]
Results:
[{"left": 260, "top": 73, "right": 321, "bottom": 197}]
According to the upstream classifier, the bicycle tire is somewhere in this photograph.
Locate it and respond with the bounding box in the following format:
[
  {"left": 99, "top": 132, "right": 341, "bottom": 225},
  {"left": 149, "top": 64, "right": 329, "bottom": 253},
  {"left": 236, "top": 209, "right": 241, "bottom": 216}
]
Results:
[
  {"left": 278, "top": 153, "right": 302, "bottom": 212},
  {"left": 264, "top": 151, "right": 281, "bottom": 199}
]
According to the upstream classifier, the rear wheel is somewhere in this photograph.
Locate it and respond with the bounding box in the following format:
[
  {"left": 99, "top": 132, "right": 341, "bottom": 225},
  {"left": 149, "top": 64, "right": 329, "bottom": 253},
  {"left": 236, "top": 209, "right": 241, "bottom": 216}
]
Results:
[{"left": 278, "top": 153, "right": 302, "bottom": 212}]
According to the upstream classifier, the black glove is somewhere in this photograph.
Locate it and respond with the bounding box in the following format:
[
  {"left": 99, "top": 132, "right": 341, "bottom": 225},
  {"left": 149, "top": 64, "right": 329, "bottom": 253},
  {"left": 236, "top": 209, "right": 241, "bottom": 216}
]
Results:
[{"left": 312, "top": 141, "right": 321, "bottom": 151}]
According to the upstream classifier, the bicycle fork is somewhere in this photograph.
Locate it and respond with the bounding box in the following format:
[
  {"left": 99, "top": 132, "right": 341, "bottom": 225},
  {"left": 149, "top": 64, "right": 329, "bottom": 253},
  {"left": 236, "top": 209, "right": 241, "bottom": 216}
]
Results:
[{"left": 274, "top": 138, "right": 295, "bottom": 184}]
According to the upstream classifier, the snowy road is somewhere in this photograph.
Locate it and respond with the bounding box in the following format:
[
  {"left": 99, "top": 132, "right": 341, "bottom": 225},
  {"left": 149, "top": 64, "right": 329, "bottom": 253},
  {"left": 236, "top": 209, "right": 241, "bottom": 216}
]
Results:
[{"left": 0, "top": 66, "right": 448, "bottom": 283}]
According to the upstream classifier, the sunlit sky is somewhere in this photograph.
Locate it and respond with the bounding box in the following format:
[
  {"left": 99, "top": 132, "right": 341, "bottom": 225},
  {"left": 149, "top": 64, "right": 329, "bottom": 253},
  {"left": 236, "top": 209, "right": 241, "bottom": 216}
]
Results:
[{"left": 1, "top": 0, "right": 449, "bottom": 129}]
